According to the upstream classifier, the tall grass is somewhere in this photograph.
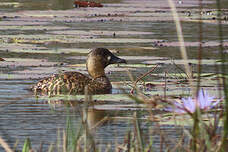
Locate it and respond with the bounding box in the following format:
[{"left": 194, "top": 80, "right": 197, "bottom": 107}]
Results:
[
  {"left": 167, "top": 0, "right": 227, "bottom": 151},
  {"left": 215, "top": 0, "right": 228, "bottom": 151},
  {"left": 167, "top": 1, "right": 200, "bottom": 150},
  {"left": 0, "top": 136, "right": 13, "bottom": 152},
  {"left": 167, "top": 0, "right": 194, "bottom": 89}
]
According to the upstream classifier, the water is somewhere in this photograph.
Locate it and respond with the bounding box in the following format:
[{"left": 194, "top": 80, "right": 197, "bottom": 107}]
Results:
[
  {"left": 0, "top": 0, "right": 227, "bottom": 151},
  {"left": 0, "top": 80, "right": 181, "bottom": 151}
]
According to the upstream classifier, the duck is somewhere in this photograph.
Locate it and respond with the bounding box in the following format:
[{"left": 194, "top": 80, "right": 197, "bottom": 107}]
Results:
[{"left": 32, "top": 48, "right": 126, "bottom": 95}]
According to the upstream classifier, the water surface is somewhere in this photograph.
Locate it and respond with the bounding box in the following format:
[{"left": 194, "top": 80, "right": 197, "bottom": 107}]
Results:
[{"left": 0, "top": 0, "right": 227, "bottom": 151}]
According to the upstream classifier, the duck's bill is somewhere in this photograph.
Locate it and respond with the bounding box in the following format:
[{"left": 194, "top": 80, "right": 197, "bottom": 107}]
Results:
[{"left": 110, "top": 55, "right": 127, "bottom": 64}]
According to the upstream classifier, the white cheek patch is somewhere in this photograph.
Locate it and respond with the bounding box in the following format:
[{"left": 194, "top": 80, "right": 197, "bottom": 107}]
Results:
[{"left": 107, "top": 56, "right": 111, "bottom": 61}]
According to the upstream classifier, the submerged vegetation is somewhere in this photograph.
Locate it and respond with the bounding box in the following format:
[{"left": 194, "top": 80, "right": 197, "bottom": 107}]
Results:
[{"left": 0, "top": 0, "right": 228, "bottom": 152}]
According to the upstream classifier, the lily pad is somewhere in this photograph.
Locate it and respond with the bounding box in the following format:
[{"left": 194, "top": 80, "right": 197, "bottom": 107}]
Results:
[
  {"left": 0, "top": 58, "right": 57, "bottom": 67},
  {"left": 0, "top": 2, "right": 21, "bottom": 7},
  {"left": 0, "top": 20, "right": 49, "bottom": 26},
  {"left": 69, "top": 63, "right": 158, "bottom": 68},
  {"left": 0, "top": 43, "right": 48, "bottom": 53},
  {"left": 0, "top": 25, "right": 69, "bottom": 31},
  {"left": 48, "top": 30, "right": 154, "bottom": 36},
  {"left": 159, "top": 114, "right": 223, "bottom": 126},
  {"left": 67, "top": 55, "right": 166, "bottom": 60},
  {"left": 143, "top": 59, "right": 222, "bottom": 65},
  {"left": 93, "top": 103, "right": 148, "bottom": 111},
  {"left": 159, "top": 41, "right": 228, "bottom": 47},
  {"left": 38, "top": 94, "right": 133, "bottom": 103},
  {"left": 0, "top": 34, "right": 161, "bottom": 45}
]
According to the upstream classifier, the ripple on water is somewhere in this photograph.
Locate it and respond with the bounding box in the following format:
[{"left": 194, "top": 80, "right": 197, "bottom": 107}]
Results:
[
  {"left": 0, "top": 78, "right": 185, "bottom": 151},
  {"left": 0, "top": 79, "right": 69, "bottom": 150}
]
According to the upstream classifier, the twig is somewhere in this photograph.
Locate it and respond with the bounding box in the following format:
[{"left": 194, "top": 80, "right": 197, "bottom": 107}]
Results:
[
  {"left": 164, "top": 71, "right": 167, "bottom": 100},
  {"left": 171, "top": 60, "right": 189, "bottom": 79},
  {"left": 130, "top": 64, "right": 158, "bottom": 94}
]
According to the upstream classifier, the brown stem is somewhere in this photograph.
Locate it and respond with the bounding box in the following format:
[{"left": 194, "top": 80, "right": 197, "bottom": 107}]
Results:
[{"left": 130, "top": 64, "right": 158, "bottom": 94}]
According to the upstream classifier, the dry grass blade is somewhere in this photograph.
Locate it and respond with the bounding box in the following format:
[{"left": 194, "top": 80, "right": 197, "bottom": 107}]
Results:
[
  {"left": 0, "top": 136, "right": 13, "bottom": 152},
  {"left": 167, "top": 0, "right": 195, "bottom": 95},
  {"left": 63, "top": 130, "right": 67, "bottom": 152},
  {"left": 48, "top": 144, "right": 54, "bottom": 152},
  {"left": 130, "top": 64, "right": 158, "bottom": 94},
  {"left": 13, "top": 139, "right": 19, "bottom": 152},
  {"left": 133, "top": 112, "right": 144, "bottom": 152},
  {"left": 90, "top": 116, "right": 110, "bottom": 130},
  {"left": 126, "top": 131, "right": 131, "bottom": 152}
]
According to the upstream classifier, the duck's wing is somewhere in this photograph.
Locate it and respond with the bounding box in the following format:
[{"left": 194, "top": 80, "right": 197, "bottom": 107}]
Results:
[{"left": 32, "top": 71, "right": 91, "bottom": 95}]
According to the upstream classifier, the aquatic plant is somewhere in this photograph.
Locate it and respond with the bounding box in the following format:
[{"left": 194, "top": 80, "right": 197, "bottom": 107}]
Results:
[
  {"left": 167, "top": 89, "right": 220, "bottom": 114},
  {"left": 22, "top": 138, "right": 31, "bottom": 152}
]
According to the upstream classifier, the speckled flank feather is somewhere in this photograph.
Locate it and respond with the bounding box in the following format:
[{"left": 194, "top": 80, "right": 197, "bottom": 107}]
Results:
[{"left": 32, "top": 71, "right": 112, "bottom": 95}]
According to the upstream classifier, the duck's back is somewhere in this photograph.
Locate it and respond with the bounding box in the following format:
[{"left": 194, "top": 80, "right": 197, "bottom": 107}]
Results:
[{"left": 32, "top": 71, "right": 112, "bottom": 95}]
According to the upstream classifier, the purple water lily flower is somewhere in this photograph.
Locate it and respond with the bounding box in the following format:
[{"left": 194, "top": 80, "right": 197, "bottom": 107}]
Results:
[{"left": 167, "top": 89, "right": 220, "bottom": 114}]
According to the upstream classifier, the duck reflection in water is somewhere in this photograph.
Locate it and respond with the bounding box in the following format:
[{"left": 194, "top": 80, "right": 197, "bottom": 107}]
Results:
[{"left": 87, "top": 108, "right": 110, "bottom": 129}]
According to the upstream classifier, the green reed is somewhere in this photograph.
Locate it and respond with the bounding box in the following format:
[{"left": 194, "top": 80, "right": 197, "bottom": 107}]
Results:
[{"left": 216, "top": 0, "right": 228, "bottom": 151}]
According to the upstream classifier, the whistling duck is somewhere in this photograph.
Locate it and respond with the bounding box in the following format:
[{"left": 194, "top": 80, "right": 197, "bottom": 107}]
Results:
[{"left": 32, "top": 48, "right": 126, "bottom": 95}]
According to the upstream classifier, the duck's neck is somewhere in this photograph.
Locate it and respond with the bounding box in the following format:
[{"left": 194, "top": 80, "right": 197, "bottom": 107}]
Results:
[
  {"left": 87, "top": 56, "right": 106, "bottom": 79},
  {"left": 87, "top": 68, "right": 111, "bottom": 86},
  {"left": 88, "top": 69, "right": 105, "bottom": 79}
]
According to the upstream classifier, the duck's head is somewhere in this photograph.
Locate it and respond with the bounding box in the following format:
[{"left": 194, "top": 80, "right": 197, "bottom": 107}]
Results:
[{"left": 86, "top": 48, "right": 126, "bottom": 78}]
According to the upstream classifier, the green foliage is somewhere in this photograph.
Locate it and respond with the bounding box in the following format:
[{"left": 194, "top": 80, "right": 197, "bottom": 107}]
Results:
[{"left": 22, "top": 138, "right": 31, "bottom": 152}]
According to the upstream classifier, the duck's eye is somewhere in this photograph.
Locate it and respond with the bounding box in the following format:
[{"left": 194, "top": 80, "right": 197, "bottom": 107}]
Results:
[{"left": 107, "top": 56, "right": 111, "bottom": 61}]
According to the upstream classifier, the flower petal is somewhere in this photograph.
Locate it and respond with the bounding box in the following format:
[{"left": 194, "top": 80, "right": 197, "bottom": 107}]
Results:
[{"left": 166, "top": 89, "right": 221, "bottom": 114}]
